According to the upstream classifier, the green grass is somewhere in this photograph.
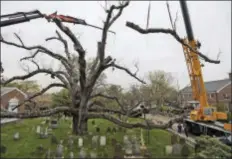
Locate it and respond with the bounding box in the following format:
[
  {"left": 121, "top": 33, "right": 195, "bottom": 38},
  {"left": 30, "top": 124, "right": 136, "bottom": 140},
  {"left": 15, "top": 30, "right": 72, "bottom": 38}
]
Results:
[{"left": 1, "top": 117, "right": 179, "bottom": 158}]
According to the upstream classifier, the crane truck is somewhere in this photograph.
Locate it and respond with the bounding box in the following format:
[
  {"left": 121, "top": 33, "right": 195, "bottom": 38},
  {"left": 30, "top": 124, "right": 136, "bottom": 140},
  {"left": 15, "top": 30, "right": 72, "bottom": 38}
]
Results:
[{"left": 179, "top": 1, "right": 231, "bottom": 137}]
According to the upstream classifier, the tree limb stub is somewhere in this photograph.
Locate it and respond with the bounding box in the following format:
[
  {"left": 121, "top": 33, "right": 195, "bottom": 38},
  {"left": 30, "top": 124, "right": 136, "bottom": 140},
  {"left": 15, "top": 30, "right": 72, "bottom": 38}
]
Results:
[
  {"left": 12, "top": 83, "right": 66, "bottom": 111},
  {"left": 126, "top": 21, "right": 220, "bottom": 64}
]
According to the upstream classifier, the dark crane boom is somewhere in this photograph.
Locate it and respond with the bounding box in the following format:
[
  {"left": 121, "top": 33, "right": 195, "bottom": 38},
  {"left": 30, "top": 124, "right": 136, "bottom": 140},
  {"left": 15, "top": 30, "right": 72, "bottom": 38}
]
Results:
[{"left": 180, "top": 1, "right": 194, "bottom": 41}]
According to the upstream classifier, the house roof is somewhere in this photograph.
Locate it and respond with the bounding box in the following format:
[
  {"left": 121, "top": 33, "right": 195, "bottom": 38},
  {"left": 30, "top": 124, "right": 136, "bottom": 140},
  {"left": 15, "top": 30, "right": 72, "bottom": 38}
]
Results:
[
  {"left": 181, "top": 78, "right": 231, "bottom": 93},
  {"left": 1, "top": 87, "right": 28, "bottom": 98}
]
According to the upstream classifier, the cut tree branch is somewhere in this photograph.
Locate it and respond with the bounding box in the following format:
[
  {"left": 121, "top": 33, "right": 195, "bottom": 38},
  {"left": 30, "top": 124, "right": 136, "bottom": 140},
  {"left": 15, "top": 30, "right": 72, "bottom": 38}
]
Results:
[
  {"left": 88, "top": 112, "right": 186, "bottom": 129},
  {"left": 126, "top": 22, "right": 220, "bottom": 64}
]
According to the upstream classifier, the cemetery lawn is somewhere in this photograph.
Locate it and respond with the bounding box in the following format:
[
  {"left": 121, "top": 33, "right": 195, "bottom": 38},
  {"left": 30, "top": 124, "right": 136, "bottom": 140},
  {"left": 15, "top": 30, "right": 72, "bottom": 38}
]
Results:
[{"left": 1, "top": 117, "right": 175, "bottom": 158}]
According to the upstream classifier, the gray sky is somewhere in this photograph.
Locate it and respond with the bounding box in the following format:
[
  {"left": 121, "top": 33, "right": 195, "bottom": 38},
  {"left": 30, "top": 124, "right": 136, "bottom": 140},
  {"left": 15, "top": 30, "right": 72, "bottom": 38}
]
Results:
[{"left": 1, "top": 1, "right": 231, "bottom": 92}]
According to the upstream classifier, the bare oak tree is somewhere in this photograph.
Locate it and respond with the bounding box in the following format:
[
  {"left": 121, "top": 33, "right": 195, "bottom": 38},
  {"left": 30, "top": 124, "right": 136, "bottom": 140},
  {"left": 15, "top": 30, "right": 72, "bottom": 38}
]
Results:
[{"left": 0, "top": 1, "right": 220, "bottom": 135}]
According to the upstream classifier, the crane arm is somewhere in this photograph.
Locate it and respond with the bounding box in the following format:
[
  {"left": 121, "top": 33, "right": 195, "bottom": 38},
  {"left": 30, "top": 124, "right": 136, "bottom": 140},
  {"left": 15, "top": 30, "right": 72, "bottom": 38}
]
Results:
[
  {"left": 0, "top": 10, "right": 45, "bottom": 27},
  {"left": 0, "top": 10, "right": 115, "bottom": 34},
  {"left": 180, "top": 0, "right": 208, "bottom": 109}
]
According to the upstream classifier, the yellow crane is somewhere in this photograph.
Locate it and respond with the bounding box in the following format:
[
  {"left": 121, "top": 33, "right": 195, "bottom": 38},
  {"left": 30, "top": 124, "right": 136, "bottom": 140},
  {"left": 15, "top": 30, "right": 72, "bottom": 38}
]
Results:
[{"left": 179, "top": 1, "right": 231, "bottom": 134}]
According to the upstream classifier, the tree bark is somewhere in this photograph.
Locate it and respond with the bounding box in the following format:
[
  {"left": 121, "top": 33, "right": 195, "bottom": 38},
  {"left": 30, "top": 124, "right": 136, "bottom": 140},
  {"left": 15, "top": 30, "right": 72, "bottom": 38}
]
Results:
[{"left": 72, "top": 114, "right": 88, "bottom": 135}]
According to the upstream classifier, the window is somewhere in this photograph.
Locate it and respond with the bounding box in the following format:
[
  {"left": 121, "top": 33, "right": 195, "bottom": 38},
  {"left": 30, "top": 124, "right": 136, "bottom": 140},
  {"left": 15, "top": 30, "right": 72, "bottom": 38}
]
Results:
[
  {"left": 210, "top": 93, "right": 214, "bottom": 98},
  {"left": 223, "top": 94, "right": 229, "bottom": 99},
  {"left": 8, "top": 98, "right": 19, "bottom": 113}
]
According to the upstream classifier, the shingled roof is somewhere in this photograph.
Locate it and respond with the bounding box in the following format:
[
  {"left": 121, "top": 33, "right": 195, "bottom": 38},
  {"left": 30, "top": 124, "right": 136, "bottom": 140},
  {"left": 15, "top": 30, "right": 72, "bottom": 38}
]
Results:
[
  {"left": 1, "top": 87, "right": 27, "bottom": 97},
  {"left": 181, "top": 78, "right": 231, "bottom": 93}
]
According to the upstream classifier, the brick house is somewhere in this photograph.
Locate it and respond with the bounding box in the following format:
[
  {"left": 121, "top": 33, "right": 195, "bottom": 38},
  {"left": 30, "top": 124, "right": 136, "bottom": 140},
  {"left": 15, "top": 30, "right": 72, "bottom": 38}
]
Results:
[
  {"left": 180, "top": 73, "right": 232, "bottom": 111},
  {"left": 1, "top": 87, "right": 27, "bottom": 113}
]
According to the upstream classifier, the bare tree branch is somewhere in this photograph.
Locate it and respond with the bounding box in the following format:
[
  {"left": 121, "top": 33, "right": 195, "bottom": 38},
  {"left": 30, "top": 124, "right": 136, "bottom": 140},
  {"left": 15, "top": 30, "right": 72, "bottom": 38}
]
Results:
[
  {"left": 106, "top": 62, "right": 146, "bottom": 84},
  {"left": 12, "top": 83, "right": 66, "bottom": 111},
  {"left": 0, "top": 35, "right": 72, "bottom": 71},
  {"left": 126, "top": 22, "right": 220, "bottom": 64},
  {"left": 90, "top": 93, "right": 125, "bottom": 111},
  {"left": 1, "top": 69, "right": 69, "bottom": 88},
  {"left": 46, "top": 30, "right": 71, "bottom": 60},
  {"left": 88, "top": 112, "right": 185, "bottom": 129}
]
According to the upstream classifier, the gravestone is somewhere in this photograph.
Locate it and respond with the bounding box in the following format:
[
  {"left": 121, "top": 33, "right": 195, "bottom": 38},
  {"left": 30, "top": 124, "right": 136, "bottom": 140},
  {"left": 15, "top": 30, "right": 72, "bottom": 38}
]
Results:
[
  {"left": 0, "top": 145, "right": 7, "bottom": 154},
  {"left": 113, "top": 143, "right": 123, "bottom": 158},
  {"left": 79, "top": 148, "right": 86, "bottom": 158},
  {"left": 172, "top": 143, "right": 182, "bottom": 155},
  {"left": 55, "top": 143, "right": 63, "bottom": 158},
  {"left": 48, "top": 128, "right": 53, "bottom": 135},
  {"left": 124, "top": 143, "right": 132, "bottom": 155},
  {"left": 91, "top": 135, "right": 99, "bottom": 148},
  {"left": 36, "top": 125, "right": 41, "bottom": 134},
  {"left": 68, "top": 136, "right": 74, "bottom": 149},
  {"left": 132, "top": 143, "right": 141, "bottom": 155},
  {"left": 36, "top": 144, "right": 45, "bottom": 154},
  {"left": 111, "top": 138, "right": 117, "bottom": 146},
  {"left": 90, "top": 150, "right": 97, "bottom": 158},
  {"left": 51, "top": 135, "right": 58, "bottom": 144},
  {"left": 165, "top": 145, "right": 173, "bottom": 155},
  {"left": 171, "top": 134, "right": 178, "bottom": 145},
  {"left": 13, "top": 132, "right": 20, "bottom": 140},
  {"left": 45, "top": 149, "right": 51, "bottom": 159},
  {"left": 78, "top": 137, "right": 83, "bottom": 147},
  {"left": 100, "top": 136, "right": 106, "bottom": 146},
  {"left": 123, "top": 135, "right": 129, "bottom": 145},
  {"left": 69, "top": 151, "right": 74, "bottom": 159},
  {"left": 51, "top": 120, "right": 58, "bottom": 129}
]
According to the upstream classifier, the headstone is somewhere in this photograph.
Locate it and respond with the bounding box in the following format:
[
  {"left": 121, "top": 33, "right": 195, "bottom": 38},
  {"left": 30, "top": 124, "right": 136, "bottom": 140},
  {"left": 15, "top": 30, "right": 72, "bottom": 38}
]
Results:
[
  {"left": 0, "top": 145, "right": 7, "bottom": 154},
  {"left": 51, "top": 120, "right": 58, "bottom": 129},
  {"left": 171, "top": 134, "right": 178, "bottom": 144},
  {"left": 91, "top": 135, "right": 99, "bottom": 148},
  {"left": 41, "top": 120, "right": 46, "bottom": 125},
  {"left": 68, "top": 136, "right": 74, "bottom": 149},
  {"left": 123, "top": 135, "right": 129, "bottom": 145},
  {"left": 69, "top": 151, "right": 74, "bottom": 159},
  {"left": 51, "top": 135, "right": 58, "bottom": 144},
  {"left": 113, "top": 143, "right": 123, "bottom": 158},
  {"left": 13, "top": 132, "right": 19, "bottom": 140},
  {"left": 132, "top": 143, "right": 141, "bottom": 155},
  {"left": 48, "top": 128, "right": 53, "bottom": 135},
  {"left": 124, "top": 143, "right": 132, "bottom": 155},
  {"left": 45, "top": 149, "right": 51, "bottom": 159},
  {"left": 181, "top": 144, "right": 190, "bottom": 157},
  {"left": 90, "top": 151, "right": 97, "bottom": 158},
  {"left": 172, "top": 143, "right": 182, "bottom": 155},
  {"left": 79, "top": 148, "right": 86, "bottom": 158},
  {"left": 36, "top": 125, "right": 41, "bottom": 134},
  {"left": 55, "top": 143, "right": 63, "bottom": 158},
  {"left": 78, "top": 137, "right": 83, "bottom": 147},
  {"left": 36, "top": 144, "right": 44, "bottom": 153},
  {"left": 111, "top": 138, "right": 117, "bottom": 146},
  {"left": 100, "top": 136, "right": 106, "bottom": 146}
]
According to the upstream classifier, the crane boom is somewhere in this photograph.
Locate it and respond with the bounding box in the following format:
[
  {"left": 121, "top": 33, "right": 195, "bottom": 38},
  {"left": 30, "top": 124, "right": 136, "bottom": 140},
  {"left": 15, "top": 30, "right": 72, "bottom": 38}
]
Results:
[{"left": 180, "top": 1, "right": 209, "bottom": 112}]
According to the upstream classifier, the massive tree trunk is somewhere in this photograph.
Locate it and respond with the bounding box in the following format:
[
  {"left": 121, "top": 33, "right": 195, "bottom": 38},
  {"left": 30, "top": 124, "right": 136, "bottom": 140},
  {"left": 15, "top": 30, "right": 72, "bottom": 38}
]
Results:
[{"left": 72, "top": 114, "right": 88, "bottom": 135}]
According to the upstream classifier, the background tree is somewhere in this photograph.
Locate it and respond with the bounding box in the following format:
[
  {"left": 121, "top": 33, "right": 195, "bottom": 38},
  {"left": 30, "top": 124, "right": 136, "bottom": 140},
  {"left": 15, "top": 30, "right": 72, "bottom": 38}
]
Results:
[{"left": 3, "top": 80, "right": 41, "bottom": 93}]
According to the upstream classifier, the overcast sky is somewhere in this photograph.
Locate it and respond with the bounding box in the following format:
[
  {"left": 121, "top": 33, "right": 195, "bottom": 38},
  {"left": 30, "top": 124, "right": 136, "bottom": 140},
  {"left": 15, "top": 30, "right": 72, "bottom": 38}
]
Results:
[{"left": 1, "top": 1, "right": 231, "bottom": 92}]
